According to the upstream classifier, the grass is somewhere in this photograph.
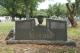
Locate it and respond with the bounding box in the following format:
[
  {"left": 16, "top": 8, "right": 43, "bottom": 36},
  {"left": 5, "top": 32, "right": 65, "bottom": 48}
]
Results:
[
  {"left": 0, "top": 47, "right": 14, "bottom": 53},
  {"left": 0, "top": 22, "right": 15, "bottom": 32},
  {"left": 67, "top": 22, "right": 80, "bottom": 39},
  {"left": 68, "top": 27, "right": 80, "bottom": 37},
  {"left": 0, "top": 21, "right": 80, "bottom": 53}
]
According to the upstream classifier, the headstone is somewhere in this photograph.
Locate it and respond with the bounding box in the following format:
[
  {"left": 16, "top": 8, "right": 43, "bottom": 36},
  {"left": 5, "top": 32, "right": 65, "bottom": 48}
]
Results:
[
  {"left": 15, "top": 18, "right": 55, "bottom": 40},
  {"left": 30, "top": 25, "right": 55, "bottom": 40},
  {"left": 46, "top": 19, "right": 67, "bottom": 41},
  {"left": 15, "top": 19, "right": 35, "bottom": 40}
]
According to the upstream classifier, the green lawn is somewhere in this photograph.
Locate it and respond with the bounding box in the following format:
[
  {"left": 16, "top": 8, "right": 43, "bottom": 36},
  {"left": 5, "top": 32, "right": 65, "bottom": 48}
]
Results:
[
  {"left": 67, "top": 22, "right": 80, "bottom": 39},
  {"left": 0, "top": 47, "right": 14, "bottom": 53},
  {"left": 0, "top": 22, "right": 15, "bottom": 32},
  {"left": 0, "top": 21, "right": 80, "bottom": 53}
]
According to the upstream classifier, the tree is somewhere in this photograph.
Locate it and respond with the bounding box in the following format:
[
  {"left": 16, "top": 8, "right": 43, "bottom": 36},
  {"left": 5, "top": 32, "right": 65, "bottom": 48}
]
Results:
[
  {"left": 0, "top": 0, "right": 44, "bottom": 20},
  {"left": 47, "top": 3, "right": 67, "bottom": 17},
  {"left": 66, "top": 0, "right": 77, "bottom": 27},
  {"left": 15, "top": 0, "right": 26, "bottom": 20},
  {"left": 23, "top": 0, "right": 44, "bottom": 18},
  {"left": 0, "top": 6, "right": 9, "bottom": 16},
  {"left": 0, "top": 0, "right": 17, "bottom": 21},
  {"left": 33, "top": 9, "right": 48, "bottom": 18}
]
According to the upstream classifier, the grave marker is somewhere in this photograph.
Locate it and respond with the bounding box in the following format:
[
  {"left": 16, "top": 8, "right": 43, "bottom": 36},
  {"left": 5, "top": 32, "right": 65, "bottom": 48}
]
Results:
[
  {"left": 46, "top": 19, "right": 67, "bottom": 41},
  {"left": 15, "top": 19, "right": 35, "bottom": 40}
]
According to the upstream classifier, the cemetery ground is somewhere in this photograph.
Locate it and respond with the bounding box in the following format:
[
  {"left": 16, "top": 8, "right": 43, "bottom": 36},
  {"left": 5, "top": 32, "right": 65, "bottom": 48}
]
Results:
[{"left": 0, "top": 21, "right": 80, "bottom": 53}]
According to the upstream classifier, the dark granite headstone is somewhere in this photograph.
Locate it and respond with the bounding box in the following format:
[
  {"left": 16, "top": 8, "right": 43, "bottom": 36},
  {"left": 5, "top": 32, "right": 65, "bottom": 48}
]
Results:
[
  {"left": 15, "top": 18, "right": 55, "bottom": 40},
  {"left": 30, "top": 25, "right": 55, "bottom": 40},
  {"left": 15, "top": 19, "right": 35, "bottom": 40},
  {"left": 46, "top": 19, "right": 67, "bottom": 41}
]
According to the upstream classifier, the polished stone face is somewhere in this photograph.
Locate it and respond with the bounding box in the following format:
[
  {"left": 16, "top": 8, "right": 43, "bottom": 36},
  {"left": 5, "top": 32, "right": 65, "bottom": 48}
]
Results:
[
  {"left": 15, "top": 19, "right": 35, "bottom": 40},
  {"left": 15, "top": 19, "right": 67, "bottom": 41},
  {"left": 46, "top": 19, "right": 67, "bottom": 41}
]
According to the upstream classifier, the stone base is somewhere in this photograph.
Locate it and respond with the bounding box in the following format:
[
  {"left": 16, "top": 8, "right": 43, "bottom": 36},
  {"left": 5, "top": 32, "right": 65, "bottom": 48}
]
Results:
[
  {"left": 6, "top": 40, "right": 76, "bottom": 47},
  {"left": 6, "top": 30, "right": 76, "bottom": 47}
]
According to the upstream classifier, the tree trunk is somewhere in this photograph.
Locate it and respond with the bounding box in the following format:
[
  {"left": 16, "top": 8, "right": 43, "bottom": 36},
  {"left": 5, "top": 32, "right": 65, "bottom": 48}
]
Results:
[
  {"left": 11, "top": 0, "right": 16, "bottom": 21},
  {"left": 29, "top": 10, "right": 33, "bottom": 18},
  {"left": 26, "top": 8, "right": 30, "bottom": 19},
  {"left": 29, "top": 7, "right": 33, "bottom": 18},
  {"left": 19, "top": 17, "right": 22, "bottom": 20},
  {"left": 11, "top": 16, "right": 15, "bottom": 21},
  {"left": 11, "top": 12, "right": 15, "bottom": 21},
  {"left": 68, "top": 15, "right": 77, "bottom": 27},
  {"left": 66, "top": 3, "right": 77, "bottom": 27}
]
